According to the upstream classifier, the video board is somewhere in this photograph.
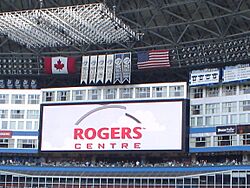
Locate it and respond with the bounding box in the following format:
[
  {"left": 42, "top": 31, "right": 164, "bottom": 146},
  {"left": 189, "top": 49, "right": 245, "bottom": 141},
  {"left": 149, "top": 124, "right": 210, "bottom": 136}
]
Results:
[{"left": 40, "top": 100, "right": 188, "bottom": 152}]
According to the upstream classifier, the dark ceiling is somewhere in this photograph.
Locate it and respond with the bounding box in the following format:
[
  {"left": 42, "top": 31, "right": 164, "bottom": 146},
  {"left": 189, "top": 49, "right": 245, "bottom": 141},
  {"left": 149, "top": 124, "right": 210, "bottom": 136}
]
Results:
[
  {"left": 0, "top": 0, "right": 249, "bottom": 87},
  {"left": 0, "top": 0, "right": 249, "bottom": 56}
]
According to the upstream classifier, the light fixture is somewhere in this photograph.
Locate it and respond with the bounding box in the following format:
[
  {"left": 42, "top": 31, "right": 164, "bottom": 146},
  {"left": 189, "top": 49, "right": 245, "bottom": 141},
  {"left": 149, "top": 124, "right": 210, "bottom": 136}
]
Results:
[{"left": 0, "top": 3, "right": 140, "bottom": 48}]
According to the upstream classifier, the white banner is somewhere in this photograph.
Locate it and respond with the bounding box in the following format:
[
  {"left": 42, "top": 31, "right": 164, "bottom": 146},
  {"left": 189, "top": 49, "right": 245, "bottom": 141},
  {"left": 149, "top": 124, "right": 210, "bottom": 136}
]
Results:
[
  {"left": 96, "top": 55, "right": 106, "bottom": 84},
  {"left": 105, "top": 54, "right": 114, "bottom": 83},
  {"left": 122, "top": 52, "right": 131, "bottom": 83},
  {"left": 113, "top": 54, "right": 123, "bottom": 84},
  {"left": 189, "top": 68, "right": 220, "bottom": 86},
  {"left": 89, "top": 56, "right": 98, "bottom": 84},
  {"left": 223, "top": 64, "right": 250, "bottom": 83},
  {"left": 41, "top": 101, "right": 184, "bottom": 151},
  {"left": 80, "top": 56, "right": 89, "bottom": 84}
]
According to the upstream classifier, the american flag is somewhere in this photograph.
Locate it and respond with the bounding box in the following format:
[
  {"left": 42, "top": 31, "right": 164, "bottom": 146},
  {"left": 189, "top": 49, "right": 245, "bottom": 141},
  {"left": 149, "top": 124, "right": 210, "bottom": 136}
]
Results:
[{"left": 137, "top": 49, "right": 170, "bottom": 69}]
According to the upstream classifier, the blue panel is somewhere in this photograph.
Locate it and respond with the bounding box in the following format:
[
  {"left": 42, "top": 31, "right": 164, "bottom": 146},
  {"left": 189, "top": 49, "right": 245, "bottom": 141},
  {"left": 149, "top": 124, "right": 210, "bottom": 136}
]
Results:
[
  {"left": 190, "top": 146, "right": 250, "bottom": 153},
  {"left": 190, "top": 127, "right": 216, "bottom": 134},
  {"left": 0, "top": 165, "right": 250, "bottom": 173},
  {"left": 12, "top": 131, "right": 38, "bottom": 136},
  {"left": 0, "top": 149, "right": 38, "bottom": 153}
]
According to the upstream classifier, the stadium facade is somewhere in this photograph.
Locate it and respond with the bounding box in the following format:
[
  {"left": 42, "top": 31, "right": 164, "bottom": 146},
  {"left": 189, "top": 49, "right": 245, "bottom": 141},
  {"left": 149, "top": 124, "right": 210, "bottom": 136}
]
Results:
[{"left": 1, "top": 79, "right": 250, "bottom": 187}]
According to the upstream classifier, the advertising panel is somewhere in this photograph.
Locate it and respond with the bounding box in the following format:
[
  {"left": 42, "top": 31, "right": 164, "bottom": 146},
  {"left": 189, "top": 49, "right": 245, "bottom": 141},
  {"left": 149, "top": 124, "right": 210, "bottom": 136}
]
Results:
[
  {"left": 216, "top": 126, "right": 236, "bottom": 135},
  {"left": 0, "top": 131, "right": 12, "bottom": 138},
  {"left": 222, "top": 64, "right": 250, "bottom": 83},
  {"left": 189, "top": 68, "right": 220, "bottom": 86},
  {"left": 40, "top": 100, "right": 186, "bottom": 151}
]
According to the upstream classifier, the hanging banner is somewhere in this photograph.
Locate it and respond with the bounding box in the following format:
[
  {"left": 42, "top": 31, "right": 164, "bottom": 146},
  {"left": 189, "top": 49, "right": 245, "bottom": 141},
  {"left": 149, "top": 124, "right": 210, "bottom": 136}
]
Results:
[
  {"left": 89, "top": 56, "right": 98, "bottom": 84},
  {"left": 22, "top": 79, "right": 30, "bottom": 89},
  {"left": 122, "top": 52, "right": 131, "bottom": 83},
  {"left": 80, "top": 56, "right": 90, "bottom": 84},
  {"left": 96, "top": 55, "right": 106, "bottom": 84},
  {"left": 113, "top": 54, "right": 123, "bottom": 84},
  {"left": 14, "top": 79, "right": 21, "bottom": 89},
  {"left": 0, "top": 80, "right": 5, "bottom": 89},
  {"left": 6, "top": 79, "right": 13, "bottom": 89},
  {"left": 105, "top": 54, "right": 114, "bottom": 83}
]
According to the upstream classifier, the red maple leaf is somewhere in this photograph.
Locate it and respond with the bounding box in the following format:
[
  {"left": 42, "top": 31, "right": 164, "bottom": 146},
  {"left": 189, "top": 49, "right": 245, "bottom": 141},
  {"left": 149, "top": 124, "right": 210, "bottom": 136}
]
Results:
[{"left": 54, "top": 59, "right": 64, "bottom": 71}]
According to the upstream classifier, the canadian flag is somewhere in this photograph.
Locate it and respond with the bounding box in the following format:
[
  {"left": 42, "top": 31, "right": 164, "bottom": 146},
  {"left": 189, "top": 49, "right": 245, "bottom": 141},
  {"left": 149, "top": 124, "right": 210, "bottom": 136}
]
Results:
[{"left": 44, "top": 56, "right": 76, "bottom": 74}]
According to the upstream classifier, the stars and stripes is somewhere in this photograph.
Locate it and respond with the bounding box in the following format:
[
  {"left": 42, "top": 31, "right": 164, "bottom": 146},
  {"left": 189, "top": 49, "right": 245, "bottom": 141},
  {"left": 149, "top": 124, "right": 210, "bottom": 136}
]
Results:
[{"left": 137, "top": 49, "right": 170, "bottom": 69}]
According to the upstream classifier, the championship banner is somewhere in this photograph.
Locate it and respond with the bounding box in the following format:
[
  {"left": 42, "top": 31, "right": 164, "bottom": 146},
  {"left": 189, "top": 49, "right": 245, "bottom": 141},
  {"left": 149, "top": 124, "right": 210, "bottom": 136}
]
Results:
[
  {"left": 80, "top": 56, "right": 90, "bottom": 84},
  {"left": 223, "top": 64, "right": 250, "bottom": 83},
  {"left": 0, "top": 79, "right": 5, "bottom": 89},
  {"left": 189, "top": 68, "right": 220, "bottom": 86},
  {"left": 89, "top": 56, "right": 98, "bottom": 84},
  {"left": 96, "top": 55, "right": 106, "bottom": 84},
  {"left": 14, "top": 79, "right": 21, "bottom": 89},
  {"left": 23, "top": 79, "right": 30, "bottom": 89},
  {"left": 122, "top": 52, "right": 131, "bottom": 83},
  {"left": 30, "top": 79, "right": 37, "bottom": 89},
  {"left": 113, "top": 54, "right": 123, "bottom": 84},
  {"left": 105, "top": 54, "right": 114, "bottom": 83},
  {"left": 6, "top": 79, "right": 13, "bottom": 89}
]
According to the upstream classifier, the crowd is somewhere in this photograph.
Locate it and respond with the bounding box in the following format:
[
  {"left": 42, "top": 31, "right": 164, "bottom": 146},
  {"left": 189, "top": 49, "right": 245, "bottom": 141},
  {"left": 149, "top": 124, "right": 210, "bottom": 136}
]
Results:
[{"left": 0, "top": 157, "right": 244, "bottom": 168}]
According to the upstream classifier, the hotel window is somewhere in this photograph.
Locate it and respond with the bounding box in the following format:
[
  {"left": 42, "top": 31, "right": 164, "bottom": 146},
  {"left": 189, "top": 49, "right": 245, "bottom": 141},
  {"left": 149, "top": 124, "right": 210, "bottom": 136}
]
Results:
[
  {"left": 195, "top": 137, "right": 209, "bottom": 147},
  {"left": 222, "top": 102, "right": 237, "bottom": 113},
  {"left": 205, "top": 116, "right": 220, "bottom": 126},
  {"left": 0, "top": 94, "right": 9, "bottom": 104},
  {"left": 1, "top": 121, "right": 8, "bottom": 129},
  {"left": 205, "top": 103, "right": 220, "bottom": 114},
  {"left": 17, "top": 139, "right": 37, "bottom": 148},
  {"left": 190, "top": 117, "right": 195, "bottom": 127},
  {"left": 26, "top": 110, "right": 39, "bottom": 119},
  {"left": 190, "top": 88, "right": 203, "bottom": 98},
  {"left": 191, "top": 105, "right": 203, "bottom": 115},
  {"left": 221, "top": 114, "right": 237, "bottom": 125},
  {"left": 206, "top": 86, "right": 219, "bottom": 97},
  {"left": 28, "top": 94, "right": 40, "bottom": 104},
  {"left": 11, "top": 94, "right": 25, "bottom": 104},
  {"left": 197, "top": 117, "right": 203, "bottom": 127},
  {"left": 17, "top": 121, "right": 24, "bottom": 130},
  {"left": 43, "top": 91, "right": 55, "bottom": 102},
  {"left": 72, "top": 90, "right": 86, "bottom": 100},
  {"left": 190, "top": 137, "right": 210, "bottom": 148},
  {"left": 214, "top": 135, "right": 236, "bottom": 146},
  {"left": 10, "top": 110, "right": 25, "bottom": 119},
  {"left": 0, "top": 110, "right": 8, "bottom": 119},
  {"left": 152, "top": 86, "right": 168, "bottom": 98},
  {"left": 57, "top": 91, "right": 70, "bottom": 101},
  {"left": 135, "top": 87, "right": 150, "bottom": 98},
  {"left": 239, "top": 100, "right": 250, "bottom": 111},
  {"left": 169, "top": 86, "right": 184, "bottom": 97},
  {"left": 26, "top": 121, "right": 33, "bottom": 130},
  {"left": 88, "top": 89, "right": 101, "bottom": 100},
  {"left": 34, "top": 121, "right": 39, "bottom": 130},
  {"left": 104, "top": 89, "right": 117, "bottom": 99},
  {"left": 119, "top": 88, "right": 133, "bottom": 99},
  {"left": 239, "top": 114, "right": 248, "bottom": 124},
  {"left": 0, "top": 139, "right": 14, "bottom": 148},
  {"left": 9, "top": 121, "right": 16, "bottom": 130},
  {"left": 239, "top": 84, "right": 250, "bottom": 94},
  {"left": 222, "top": 85, "right": 237, "bottom": 96},
  {"left": 240, "top": 134, "right": 250, "bottom": 145}
]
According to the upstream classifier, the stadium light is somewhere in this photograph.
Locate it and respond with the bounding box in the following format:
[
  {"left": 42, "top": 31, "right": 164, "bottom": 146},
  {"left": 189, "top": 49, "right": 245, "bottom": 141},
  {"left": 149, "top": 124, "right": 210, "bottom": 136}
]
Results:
[
  {"left": 0, "top": 3, "right": 139, "bottom": 48},
  {"left": 172, "top": 36, "right": 250, "bottom": 67}
]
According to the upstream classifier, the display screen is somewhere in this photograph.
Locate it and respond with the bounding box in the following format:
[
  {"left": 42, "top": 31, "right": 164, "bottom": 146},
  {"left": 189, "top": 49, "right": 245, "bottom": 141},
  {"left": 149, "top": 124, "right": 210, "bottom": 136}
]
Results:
[{"left": 40, "top": 100, "right": 187, "bottom": 151}]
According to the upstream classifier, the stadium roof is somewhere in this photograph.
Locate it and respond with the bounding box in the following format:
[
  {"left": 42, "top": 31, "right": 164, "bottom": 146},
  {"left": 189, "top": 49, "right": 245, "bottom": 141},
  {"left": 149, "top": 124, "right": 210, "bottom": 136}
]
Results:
[{"left": 0, "top": 0, "right": 249, "bottom": 56}]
